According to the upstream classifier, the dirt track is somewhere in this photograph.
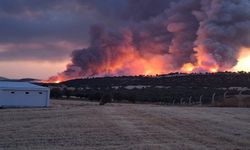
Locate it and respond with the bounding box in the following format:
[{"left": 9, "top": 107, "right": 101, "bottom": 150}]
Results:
[{"left": 0, "top": 100, "right": 249, "bottom": 150}]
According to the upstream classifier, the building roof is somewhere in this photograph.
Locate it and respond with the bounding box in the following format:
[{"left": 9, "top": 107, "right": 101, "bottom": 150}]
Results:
[{"left": 0, "top": 81, "right": 48, "bottom": 90}]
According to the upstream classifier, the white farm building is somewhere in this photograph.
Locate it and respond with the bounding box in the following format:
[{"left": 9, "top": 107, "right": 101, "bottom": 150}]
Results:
[{"left": 0, "top": 81, "right": 50, "bottom": 108}]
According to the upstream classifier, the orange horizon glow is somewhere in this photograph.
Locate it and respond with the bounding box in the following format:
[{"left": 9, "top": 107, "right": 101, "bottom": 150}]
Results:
[
  {"left": 0, "top": 60, "right": 70, "bottom": 80},
  {"left": 46, "top": 47, "right": 250, "bottom": 83},
  {"left": 88, "top": 46, "right": 171, "bottom": 77},
  {"left": 45, "top": 48, "right": 171, "bottom": 83}
]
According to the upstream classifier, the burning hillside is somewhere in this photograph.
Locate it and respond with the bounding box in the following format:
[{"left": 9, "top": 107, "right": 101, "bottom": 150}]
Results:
[{"left": 48, "top": 0, "right": 250, "bottom": 83}]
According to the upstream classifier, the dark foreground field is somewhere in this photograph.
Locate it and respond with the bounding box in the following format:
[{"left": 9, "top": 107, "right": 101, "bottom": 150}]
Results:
[{"left": 0, "top": 100, "right": 249, "bottom": 150}]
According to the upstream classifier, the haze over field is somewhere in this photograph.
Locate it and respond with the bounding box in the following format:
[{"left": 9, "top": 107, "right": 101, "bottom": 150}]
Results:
[{"left": 0, "top": 0, "right": 250, "bottom": 81}]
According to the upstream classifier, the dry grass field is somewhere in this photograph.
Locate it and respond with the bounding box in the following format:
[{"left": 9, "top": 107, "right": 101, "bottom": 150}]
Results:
[{"left": 0, "top": 100, "right": 250, "bottom": 150}]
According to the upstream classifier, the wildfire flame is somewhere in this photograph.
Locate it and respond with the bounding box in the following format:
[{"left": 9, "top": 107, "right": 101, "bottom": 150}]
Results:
[
  {"left": 181, "top": 46, "right": 219, "bottom": 73},
  {"left": 55, "top": 80, "right": 61, "bottom": 84},
  {"left": 232, "top": 48, "right": 250, "bottom": 72},
  {"left": 181, "top": 63, "right": 195, "bottom": 73},
  {"left": 42, "top": 75, "right": 66, "bottom": 84}
]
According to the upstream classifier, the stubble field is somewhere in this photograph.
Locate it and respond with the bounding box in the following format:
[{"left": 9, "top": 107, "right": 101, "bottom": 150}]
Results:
[{"left": 0, "top": 100, "right": 249, "bottom": 150}]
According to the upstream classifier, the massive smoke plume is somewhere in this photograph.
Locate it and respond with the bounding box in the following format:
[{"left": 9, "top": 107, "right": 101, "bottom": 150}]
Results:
[{"left": 50, "top": 0, "right": 250, "bottom": 81}]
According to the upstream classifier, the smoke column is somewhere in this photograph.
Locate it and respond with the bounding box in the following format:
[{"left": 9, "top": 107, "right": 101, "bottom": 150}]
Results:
[{"left": 50, "top": 0, "right": 250, "bottom": 81}]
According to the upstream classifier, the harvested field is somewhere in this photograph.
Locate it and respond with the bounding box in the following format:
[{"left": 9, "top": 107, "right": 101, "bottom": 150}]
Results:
[{"left": 0, "top": 100, "right": 250, "bottom": 150}]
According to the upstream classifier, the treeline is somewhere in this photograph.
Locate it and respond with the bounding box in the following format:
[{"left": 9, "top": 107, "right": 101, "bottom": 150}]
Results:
[
  {"left": 46, "top": 72, "right": 250, "bottom": 104},
  {"left": 49, "top": 86, "right": 246, "bottom": 105},
  {"left": 60, "top": 71, "right": 250, "bottom": 88}
]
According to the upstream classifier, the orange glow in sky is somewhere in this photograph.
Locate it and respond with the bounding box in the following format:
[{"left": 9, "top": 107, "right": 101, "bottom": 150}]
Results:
[{"left": 0, "top": 60, "right": 70, "bottom": 79}]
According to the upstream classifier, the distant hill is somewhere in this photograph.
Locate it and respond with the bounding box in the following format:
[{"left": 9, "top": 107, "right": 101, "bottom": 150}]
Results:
[
  {"left": 0, "top": 76, "right": 8, "bottom": 81},
  {"left": 0, "top": 77, "right": 39, "bottom": 82},
  {"left": 18, "top": 78, "right": 40, "bottom": 82}
]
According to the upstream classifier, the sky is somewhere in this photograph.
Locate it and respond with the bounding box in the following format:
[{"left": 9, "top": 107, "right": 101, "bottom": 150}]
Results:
[
  {"left": 0, "top": 0, "right": 123, "bottom": 79},
  {"left": 0, "top": 0, "right": 172, "bottom": 79},
  {"left": 1, "top": 0, "right": 250, "bottom": 79}
]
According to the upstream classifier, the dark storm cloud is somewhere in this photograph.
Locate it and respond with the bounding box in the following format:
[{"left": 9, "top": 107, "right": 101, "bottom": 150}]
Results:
[
  {"left": 0, "top": 0, "right": 123, "bottom": 61},
  {"left": 0, "top": 0, "right": 178, "bottom": 62},
  {"left": 0, "top": 11, "right": 99, "bottom": 44},
  {"left": 0, "top": 41, "right": 78, "bottom": 61},
  {"left": 0, "top": 0, "right": 62, "bottom": 14}
]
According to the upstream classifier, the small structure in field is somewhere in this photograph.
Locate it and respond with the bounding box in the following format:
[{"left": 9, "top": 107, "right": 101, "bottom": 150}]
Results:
[{"left": 0, "top": 81, "right": 50, "bottom": 108}]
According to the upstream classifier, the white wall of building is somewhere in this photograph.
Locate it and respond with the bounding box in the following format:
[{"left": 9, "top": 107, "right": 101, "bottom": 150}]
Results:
[
  {"left": 0, "top": 82, "right": 50, "bottom": 108},
  {"left": 0, "top": 90, "right": 49, "bottom": 107}
]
